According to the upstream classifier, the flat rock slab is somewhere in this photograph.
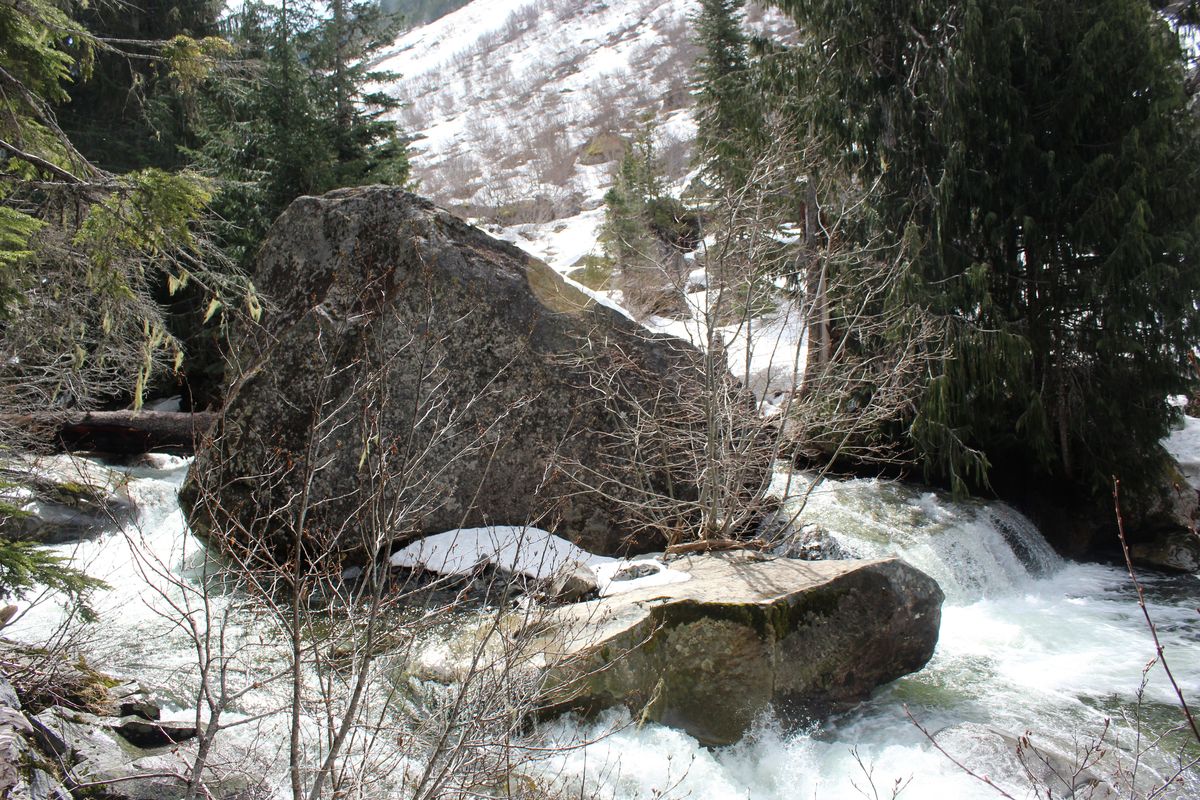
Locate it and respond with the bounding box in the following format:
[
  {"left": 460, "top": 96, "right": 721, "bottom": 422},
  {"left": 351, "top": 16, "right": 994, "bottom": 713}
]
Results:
[{"left": 417, "top": 552, "right": 944, "bottom": 745}]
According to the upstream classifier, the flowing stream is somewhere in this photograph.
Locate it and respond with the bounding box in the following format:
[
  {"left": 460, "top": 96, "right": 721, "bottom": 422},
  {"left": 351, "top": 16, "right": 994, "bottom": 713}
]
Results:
[
  {"left": 9, "top": 458, "right": 1200, "bottom": 799},
  {"left": 537, "top": 475, "right": 1200, "bottom": 799}
]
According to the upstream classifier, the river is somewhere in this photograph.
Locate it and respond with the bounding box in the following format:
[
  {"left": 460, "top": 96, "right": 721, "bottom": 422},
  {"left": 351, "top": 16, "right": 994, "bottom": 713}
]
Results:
[{"left": 9, "top": 456, "right": 1200, "bottom": 799}]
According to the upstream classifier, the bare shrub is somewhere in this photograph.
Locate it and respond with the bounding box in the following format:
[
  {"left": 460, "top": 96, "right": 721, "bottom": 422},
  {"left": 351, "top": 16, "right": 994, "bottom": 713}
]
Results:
[
  {"left": 500, "top": 1, "right": 543, "bottom": 44},
  {"left": 509, "top": 67, "right": 543, "bottom": 101},
  {"left": 530, "top": 121, "right": 577, "bottom": 187},
  {"left": 481, "top": 64, "right": 515, "bottom": 101},
  {"left": 434, "top": 91, "right": 458, "bottom": 117},
  {"left": 546, "top": 45, "right": 590, "bottom": 91},
  {"left": 426, "top": 152, "right": 483, "bottom": 203},
  {"left": 569, "top": 123, "right": 947, "bottom": 547},
  {"left": 398, "top": 98, "right": 434, "bottom": 131},
  {"left": 468, "top": 186, "right": 583, "bottom": 227},
  {"left": 656, "top": 131, "right": 693, "bottom": 181},
  {"left": 584, "top": 77, "right": 632, "bottom": 134},
  {"left": 143, "top": 307, "right": 631, "bottom": 798}
]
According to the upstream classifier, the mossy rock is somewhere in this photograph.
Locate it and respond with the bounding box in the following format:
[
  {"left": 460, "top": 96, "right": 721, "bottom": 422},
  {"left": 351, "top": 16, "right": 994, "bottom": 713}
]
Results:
[
  {"left": 566, "top": 255, "right": 614, "bottom": 292},
  {"left": 0, "top": 456, "right": 135, "bottom": 544},
  {"left": 578, "top": 132, "right": 629, "bottom": 166},
  {"left": 537, "top": 554, "right": 943, "bottom": 744},
  {"left": 415, "top": 552, "right": 944, "bottom": 746},
  {"left": 0, "top": 640, "right": 121, "bottom": 715}
]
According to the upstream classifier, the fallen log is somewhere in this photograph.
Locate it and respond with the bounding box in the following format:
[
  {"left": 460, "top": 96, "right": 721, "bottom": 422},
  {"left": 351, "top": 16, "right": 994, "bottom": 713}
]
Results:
[
  {"left": 0, "top": 411, "right": 218, "bottom": 455},
  {"left": 665, "top": 537, "right": 768, "bottom": 556}
]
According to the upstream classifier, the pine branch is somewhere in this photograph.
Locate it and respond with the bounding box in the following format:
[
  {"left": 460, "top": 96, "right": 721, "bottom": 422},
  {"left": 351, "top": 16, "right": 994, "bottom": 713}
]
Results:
[{"left": 0, "top": 137, "right": 85, "bottom": 184}]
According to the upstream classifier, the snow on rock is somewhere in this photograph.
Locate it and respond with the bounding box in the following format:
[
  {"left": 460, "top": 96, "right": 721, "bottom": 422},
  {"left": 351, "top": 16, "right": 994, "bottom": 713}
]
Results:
[
  {"left": 592, "top": 558, "right": 691, "bottom": 596},
  {"left": 1165, "top": 415, "right": 1200, "bottom": 490},
  {"left": 388, "top": 525, "right": 690, "bottom": 596},
  {"left": 389, "top": 526, "right": 610, "bottom": 580}
]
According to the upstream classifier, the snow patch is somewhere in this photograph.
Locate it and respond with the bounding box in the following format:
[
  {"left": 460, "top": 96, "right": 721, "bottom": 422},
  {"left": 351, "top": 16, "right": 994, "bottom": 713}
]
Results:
[
  {"left": 645, "top": 295, "right": 808, "bottom": 401},
  {"left": 1165, "top": 414, "right": 1200, "bottom": 490},
  {"left": 388, "top": 526, "right": 690, "bottom": 596},
  {"left": 389, "top": 526, "right": 611, "bottom": 580}
]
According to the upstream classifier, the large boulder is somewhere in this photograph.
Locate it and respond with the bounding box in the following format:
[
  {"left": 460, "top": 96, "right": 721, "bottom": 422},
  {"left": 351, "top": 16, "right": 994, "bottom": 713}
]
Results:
[
  {"left": 1130, "top": 529, "right": 1200, "bottom": 572},
  {"left": 182, "top": 188, "right": 765, "bottom": 563},
  {"left": 415, "top": 551, "right": 944, "bottom": 746}
]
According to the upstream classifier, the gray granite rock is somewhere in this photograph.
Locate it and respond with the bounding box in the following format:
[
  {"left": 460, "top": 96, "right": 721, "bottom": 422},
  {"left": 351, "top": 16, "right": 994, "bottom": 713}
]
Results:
[
  {"left": 182, "top": 187, "right": 766, "bottom": 563},
  {"left": 417, "top": 551, "right": 943, "bottom": 745}
]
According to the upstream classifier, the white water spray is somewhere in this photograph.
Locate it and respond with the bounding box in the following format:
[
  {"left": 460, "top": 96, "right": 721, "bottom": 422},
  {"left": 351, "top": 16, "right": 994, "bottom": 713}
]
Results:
[
  {"left": 6, "top": 461, "right": 1199, "bottom": 799},
  {"left": 783, "top": 473, "right": 1063, "bottom": 602}
]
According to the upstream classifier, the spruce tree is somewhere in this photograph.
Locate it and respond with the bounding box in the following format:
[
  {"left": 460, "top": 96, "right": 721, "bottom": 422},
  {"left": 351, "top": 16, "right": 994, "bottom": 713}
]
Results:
[
  {"left": 774, "top": 0, "right": 1200, "bottom": 494},
  {"left": 193, "top": 0, "right": 410, "bottom": 268},
  {"left": 58, "top": 0, "right": 225, "bottom": 171},
  {"left": 0, "top": 0, "right": 242, "bottom": 410},
  {"left": 599, "top": 122, "right": 701, "bottom": 316},
  {"left": 600, "top": 129, "right": 663, "bottom": 315},
  {"left": 694, "top": 0, "right": 760, "bottom": 193}
]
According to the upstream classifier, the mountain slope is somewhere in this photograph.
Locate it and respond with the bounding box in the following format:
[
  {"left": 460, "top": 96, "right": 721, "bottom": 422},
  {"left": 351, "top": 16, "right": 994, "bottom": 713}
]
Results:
[{"left": 377, "top": 0, "right": 792, "bottom": 270}]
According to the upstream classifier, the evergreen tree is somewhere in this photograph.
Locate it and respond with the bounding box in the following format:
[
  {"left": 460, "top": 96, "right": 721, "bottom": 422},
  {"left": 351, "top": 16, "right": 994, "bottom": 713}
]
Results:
[
  {"left": 774, "top": 0, "right": 1200, "bottom": 494},
  {"left": 694, "top": 0, "right": 761, "bottom": 193},
  {"left": 58, "top": 0, "right": 225, "bottom": 171},
  {"left": 193, "top": 0, "right": 410, "bottom": 268},
  {"left": 0, "top": 0, "right": 244, "bottom": 605},
  {"left": 0, "top": 0, "right": 242, "bottom": 410},
  {"left": 600, "top": 131, "right": 662, "bottom": 314},
  {"left": 600, "top": 125, "right": 696, "bottom": 316}
]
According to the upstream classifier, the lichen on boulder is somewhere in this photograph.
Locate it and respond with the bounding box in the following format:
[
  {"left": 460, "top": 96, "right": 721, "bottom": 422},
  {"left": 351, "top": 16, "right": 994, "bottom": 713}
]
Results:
[{"left": 181, "top": 187, "right": 766, "bottom": 564}]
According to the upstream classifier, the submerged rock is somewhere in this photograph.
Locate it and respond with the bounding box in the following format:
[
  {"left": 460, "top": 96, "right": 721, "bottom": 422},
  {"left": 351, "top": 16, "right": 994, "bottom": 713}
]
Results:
[
  {"left": 768, "top": 517, "right": 859, "bottom": 561},
  {"left": 182, "top": 187, "right": 766, "bottom": 563},
  {"left": 937, "top": 723, "right": 1122, "bottom": 799},
  {"left": 417, "top": 551, "right": 943, "bottom": 746},
  {"left": 1131, "top": 529, "right": 1200, "bottom": 573},
  {"left": 0, "top": 456, "right": 135, "bottom": 545}
]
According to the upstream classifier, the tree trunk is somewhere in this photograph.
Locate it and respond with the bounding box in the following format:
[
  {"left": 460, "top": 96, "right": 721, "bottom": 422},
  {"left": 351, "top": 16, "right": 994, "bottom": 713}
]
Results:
[
  {"left": 2, "top": 410, "right": 217, "bottom": 454},
  {"left": 802, "top": 180, "right": 830, "bottom": 392}
]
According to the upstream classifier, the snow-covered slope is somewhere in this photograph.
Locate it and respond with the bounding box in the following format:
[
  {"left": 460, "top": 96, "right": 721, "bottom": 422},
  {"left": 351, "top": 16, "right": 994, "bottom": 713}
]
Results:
[
  {"left": 376, "top": 0, "right": 803, "bottom": 398},
  {"left": 378, "top": 0, "right": 792, "bottom": 271}
]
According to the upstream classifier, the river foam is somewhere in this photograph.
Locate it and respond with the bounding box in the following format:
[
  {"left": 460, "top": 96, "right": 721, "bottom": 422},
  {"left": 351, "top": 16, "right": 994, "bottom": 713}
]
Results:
[
  {"left": 529, "top": 474, "right": 1200, "bottom": 799},
  {"left": 7, "top": 461, "right": 1199, "bottom": 798}
]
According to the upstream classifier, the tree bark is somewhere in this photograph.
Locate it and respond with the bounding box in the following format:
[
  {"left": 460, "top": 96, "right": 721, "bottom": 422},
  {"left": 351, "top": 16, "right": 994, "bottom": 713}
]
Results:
[{"left": 1, "top": 410, "right": 217, "bottom": 454}]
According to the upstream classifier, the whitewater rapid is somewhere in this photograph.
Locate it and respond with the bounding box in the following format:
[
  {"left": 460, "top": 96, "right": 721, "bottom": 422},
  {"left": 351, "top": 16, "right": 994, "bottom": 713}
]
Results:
[
  {"left": 8, "top": 459, "right": 1200, "bottom": 799},
  {"left": 532, "top": 475, "right": 1200, "bottom": 799}
]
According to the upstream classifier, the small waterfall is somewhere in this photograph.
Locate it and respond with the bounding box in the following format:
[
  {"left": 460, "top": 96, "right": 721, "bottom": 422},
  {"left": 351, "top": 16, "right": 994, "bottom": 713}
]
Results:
[{"left": 780, "top": 473, "right": 1064, "bottom": 603}]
